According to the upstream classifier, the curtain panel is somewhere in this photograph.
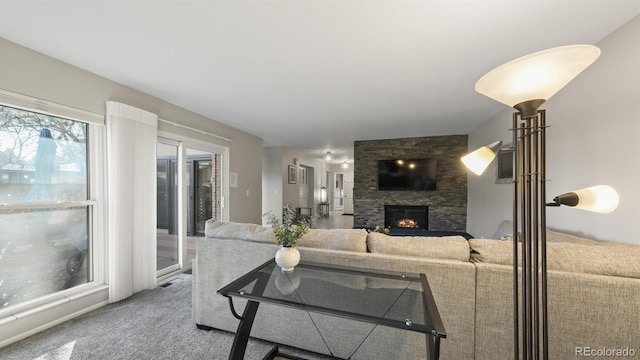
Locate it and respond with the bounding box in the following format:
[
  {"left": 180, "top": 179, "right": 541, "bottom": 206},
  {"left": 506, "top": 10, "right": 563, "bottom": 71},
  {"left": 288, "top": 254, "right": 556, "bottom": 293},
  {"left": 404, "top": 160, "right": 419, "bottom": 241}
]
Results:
[{"left": 106, "top": 101, "right": 158, "bottom": 302}]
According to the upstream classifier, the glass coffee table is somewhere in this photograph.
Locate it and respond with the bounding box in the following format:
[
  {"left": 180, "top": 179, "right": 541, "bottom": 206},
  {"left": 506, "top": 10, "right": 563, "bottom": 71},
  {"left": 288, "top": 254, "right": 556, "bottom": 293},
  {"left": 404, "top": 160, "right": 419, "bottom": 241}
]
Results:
[{"left": 217, "top": 259, "right": 446, "bottom": 360}]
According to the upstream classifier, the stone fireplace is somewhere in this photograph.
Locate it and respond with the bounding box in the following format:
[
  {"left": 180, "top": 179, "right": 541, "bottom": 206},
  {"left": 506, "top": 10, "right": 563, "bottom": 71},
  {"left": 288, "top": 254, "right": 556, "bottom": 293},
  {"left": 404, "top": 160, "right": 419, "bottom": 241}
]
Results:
[
  {"left": 353, "top": 135, "right": 468, "bottom": 231},
  {"left": 385, "top": 205, "right": 429, "bottom": 230}
]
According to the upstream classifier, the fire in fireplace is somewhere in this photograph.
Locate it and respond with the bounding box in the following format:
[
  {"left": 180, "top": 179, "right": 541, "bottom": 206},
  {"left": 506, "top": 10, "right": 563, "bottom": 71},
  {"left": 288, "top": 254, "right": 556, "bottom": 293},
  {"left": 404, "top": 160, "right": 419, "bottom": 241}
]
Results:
[
  {"left": 384, "top": 205, "right": 429, "bottom": 230},
  {"left": 397, "top": 218, "right": 420, "bottom": 228}
]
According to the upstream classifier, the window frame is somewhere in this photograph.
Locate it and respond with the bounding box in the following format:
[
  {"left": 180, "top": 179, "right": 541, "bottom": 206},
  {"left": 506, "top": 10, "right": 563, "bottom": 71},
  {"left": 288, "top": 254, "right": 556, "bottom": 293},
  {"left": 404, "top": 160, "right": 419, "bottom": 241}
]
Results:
[{"left": 0, "top": 99, "right": 106, "bottom": 318}]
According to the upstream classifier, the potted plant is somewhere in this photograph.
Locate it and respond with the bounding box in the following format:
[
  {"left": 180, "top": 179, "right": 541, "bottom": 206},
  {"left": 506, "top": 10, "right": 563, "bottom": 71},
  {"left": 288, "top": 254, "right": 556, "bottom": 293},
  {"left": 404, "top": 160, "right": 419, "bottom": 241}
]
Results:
[{"left": 264, "top": 205, "right": 310, "bottom": 271}]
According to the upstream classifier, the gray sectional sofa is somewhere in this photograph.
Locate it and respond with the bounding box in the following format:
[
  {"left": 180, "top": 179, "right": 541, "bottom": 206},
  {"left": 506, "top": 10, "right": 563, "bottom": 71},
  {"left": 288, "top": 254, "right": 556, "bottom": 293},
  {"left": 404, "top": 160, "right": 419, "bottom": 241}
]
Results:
[{"left": 193, "top": 221, "right": 640, "bottom": 360}]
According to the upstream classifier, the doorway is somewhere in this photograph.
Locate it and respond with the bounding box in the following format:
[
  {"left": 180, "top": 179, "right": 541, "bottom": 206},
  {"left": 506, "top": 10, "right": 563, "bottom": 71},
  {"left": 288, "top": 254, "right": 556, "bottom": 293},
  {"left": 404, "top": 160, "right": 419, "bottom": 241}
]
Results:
[
  {"left": 156, "top": 136, "right": 227, "bottom": 278},
  {"left": 298, "top": 165, "right": 314, "bottom": 213},
  {"left": 333, "top": 172, "right": 354, "bottom": 215},
  {"left": 343, "top": 172, "right": 354, "bottom": 215},
  {"left": 156, "top": 140, "right": 179, "bottom": 273}
]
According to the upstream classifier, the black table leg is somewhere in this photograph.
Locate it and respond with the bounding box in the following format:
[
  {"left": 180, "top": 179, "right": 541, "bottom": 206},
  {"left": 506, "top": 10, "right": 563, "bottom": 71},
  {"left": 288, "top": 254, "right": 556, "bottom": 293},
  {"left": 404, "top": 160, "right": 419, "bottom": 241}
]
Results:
[
  {"left": 228, "top": 272, "right": 270, "bottom": 360},
  {"left": 229, "top": 299, "right": 261, "bottom": 360},
  {"left": 426, "top": 334, "right": 441, "bottom": 360}
]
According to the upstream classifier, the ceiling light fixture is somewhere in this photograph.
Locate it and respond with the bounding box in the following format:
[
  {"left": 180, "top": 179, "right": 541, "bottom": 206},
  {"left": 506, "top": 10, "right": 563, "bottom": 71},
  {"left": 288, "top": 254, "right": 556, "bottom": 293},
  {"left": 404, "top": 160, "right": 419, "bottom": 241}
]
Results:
[
  {"left": 341, "top": 161, "right": 349, "bottom": 169},
  {"left": 324, "top": 152, "right": 332, "bottom": 161},
  {"left": 462, "top": 45, "right": 615, "bottom": 360}
]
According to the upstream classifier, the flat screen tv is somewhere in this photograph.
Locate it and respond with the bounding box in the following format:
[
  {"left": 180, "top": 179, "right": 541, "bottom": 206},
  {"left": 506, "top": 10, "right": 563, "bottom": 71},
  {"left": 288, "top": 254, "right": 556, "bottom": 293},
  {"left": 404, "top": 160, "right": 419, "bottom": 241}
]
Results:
[{"left": 378, "top": 159, "right": 437, "bottom": 191}]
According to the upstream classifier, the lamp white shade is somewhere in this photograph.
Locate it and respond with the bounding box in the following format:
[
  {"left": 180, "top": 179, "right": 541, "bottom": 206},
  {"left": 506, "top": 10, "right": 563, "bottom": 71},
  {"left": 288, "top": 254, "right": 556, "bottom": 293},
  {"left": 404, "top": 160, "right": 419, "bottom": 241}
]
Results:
[
  {"left": 569, "top": 185, "right": 619, "bottom": 213},
  {"left": 475, "top": 45, "right": 601, "bottom": 107},
  {"left": 461, "top": 141, "right": 502, "bottom": 175}
]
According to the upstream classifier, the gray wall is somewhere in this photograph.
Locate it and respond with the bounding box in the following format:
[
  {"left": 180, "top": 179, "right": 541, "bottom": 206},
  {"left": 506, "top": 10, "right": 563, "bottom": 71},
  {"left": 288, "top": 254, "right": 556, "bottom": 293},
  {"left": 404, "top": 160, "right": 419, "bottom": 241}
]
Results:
[
  {"left": 353, "top": 135, "right": 468, "bottom": 231},
  {"left": 0, "top": 37, "right": 263, "bottom": 224},
  {"left": 466, "top": 15, "right": 640, "bottom": 244}
]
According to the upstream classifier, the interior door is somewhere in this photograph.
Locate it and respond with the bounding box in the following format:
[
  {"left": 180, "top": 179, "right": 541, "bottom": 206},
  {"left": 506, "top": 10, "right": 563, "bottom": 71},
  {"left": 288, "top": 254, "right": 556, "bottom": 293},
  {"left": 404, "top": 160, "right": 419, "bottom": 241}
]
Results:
[
  {"left": 333, "top": 173, "right": 344, "bottom": 211},
  {"left": 343, "top": 173, "right": 354, "bottom": 215},
  {"left": 298, "top": 166, "right": 309, "bottom": 208}
]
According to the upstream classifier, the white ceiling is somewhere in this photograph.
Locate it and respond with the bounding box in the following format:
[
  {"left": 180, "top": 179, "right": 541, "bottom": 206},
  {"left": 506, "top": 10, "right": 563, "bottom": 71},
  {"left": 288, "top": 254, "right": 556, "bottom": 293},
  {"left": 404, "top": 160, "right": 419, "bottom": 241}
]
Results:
[{"left": 1, "top": 1, "right": 638, "bottom": 163}]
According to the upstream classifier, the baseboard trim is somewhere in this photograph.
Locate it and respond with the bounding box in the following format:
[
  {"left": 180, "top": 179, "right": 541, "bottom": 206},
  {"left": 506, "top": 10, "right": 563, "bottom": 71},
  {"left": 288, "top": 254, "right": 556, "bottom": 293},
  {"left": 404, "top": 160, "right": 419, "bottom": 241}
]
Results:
[{"left": 0, "top": 286, "right": 109, "bottom": 348}]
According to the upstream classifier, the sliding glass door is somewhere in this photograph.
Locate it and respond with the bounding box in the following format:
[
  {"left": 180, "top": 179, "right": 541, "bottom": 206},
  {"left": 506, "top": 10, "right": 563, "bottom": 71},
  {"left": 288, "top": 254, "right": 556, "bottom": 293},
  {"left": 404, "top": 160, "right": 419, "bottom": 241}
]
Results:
[
  {"left": 156, "top": 138, "right": 226, "bottom": 276},
  {"left": 157, "top": 140, "right": 179, "bottom": 273}
]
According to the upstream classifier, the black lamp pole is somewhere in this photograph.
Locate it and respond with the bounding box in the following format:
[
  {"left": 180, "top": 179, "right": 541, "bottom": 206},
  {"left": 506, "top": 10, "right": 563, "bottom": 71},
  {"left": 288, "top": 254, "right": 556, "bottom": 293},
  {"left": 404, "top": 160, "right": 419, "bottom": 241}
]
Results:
[{"left": 512, "top": 104, "right": 548, "bottom": 360}]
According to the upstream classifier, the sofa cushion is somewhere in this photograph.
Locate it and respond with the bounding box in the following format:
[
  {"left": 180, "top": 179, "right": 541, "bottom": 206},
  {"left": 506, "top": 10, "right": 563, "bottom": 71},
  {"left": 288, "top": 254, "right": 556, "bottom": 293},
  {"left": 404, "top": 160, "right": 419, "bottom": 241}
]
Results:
[
  {"left": 205, "top": 220, "right": 274, "bottom": 243},
  {"left": 546, "top": 229, "right": 601, "bottom": 245},
  {"left": 205, "top": 220, "right": 368, "bottom": 252},
  {"left": 468, "top": 239, "right": 520, "bottom": 265},
  {"left": 367, "top": 232, "right": 470, "bottom": 261},
  {"left": 469, "top": 239, "right": 640, "bottom": 279},
  {"left": 299, "top": 228, "right": 368, "bottom": 252},
  {"left": 492, "top": 220, "right": 603, "bottom": 245}
]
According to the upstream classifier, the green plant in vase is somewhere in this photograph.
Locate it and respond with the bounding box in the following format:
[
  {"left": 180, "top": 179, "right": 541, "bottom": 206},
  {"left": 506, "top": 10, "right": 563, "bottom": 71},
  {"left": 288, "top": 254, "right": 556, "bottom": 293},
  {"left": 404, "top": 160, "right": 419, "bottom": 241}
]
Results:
[{"left": 264, "top": 205, "right": 310, "bottom": 271}]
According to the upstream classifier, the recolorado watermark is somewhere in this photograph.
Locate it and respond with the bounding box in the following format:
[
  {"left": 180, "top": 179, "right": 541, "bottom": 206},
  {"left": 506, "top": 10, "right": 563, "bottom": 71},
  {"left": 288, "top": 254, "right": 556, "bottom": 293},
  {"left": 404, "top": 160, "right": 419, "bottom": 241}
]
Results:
[{"left": 575, "top": 346, "right": 636, "bottom": 357}]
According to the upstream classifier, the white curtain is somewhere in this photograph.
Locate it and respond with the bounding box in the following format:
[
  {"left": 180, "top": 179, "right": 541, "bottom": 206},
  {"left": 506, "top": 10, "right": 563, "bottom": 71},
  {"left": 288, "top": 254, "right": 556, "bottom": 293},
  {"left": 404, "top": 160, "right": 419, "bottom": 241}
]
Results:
[{"left": 106, "top": 101, "right": 158, "bottom": 302}]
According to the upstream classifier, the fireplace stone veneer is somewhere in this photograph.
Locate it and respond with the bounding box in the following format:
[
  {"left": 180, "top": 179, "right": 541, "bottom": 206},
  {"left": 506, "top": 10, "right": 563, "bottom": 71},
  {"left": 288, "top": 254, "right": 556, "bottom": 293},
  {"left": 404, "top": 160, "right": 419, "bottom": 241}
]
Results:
[{"left": 353, "top": 135, "right": 468, "bottom": 231}]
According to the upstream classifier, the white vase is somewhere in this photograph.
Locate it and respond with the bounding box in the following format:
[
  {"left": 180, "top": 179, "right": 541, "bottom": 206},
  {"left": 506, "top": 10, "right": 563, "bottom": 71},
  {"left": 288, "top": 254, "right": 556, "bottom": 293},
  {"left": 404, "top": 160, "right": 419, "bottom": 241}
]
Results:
[{"left": 275, "top": 246, "right": 300, "bottom": 272}]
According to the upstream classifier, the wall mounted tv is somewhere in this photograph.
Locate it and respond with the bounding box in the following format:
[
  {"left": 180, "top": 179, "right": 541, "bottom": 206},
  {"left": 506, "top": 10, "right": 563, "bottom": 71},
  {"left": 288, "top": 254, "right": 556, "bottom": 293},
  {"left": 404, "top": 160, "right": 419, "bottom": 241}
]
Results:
[{"left": 378, "top": 159, "right": 437, "bottom": 191}]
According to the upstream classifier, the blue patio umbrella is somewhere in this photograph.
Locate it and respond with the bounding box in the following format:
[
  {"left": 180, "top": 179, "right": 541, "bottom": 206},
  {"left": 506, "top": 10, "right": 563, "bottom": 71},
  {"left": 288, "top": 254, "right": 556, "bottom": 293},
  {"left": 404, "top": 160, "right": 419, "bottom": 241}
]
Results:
[{"left": 25, "top": 128, "right": 57, "bottom": 201}]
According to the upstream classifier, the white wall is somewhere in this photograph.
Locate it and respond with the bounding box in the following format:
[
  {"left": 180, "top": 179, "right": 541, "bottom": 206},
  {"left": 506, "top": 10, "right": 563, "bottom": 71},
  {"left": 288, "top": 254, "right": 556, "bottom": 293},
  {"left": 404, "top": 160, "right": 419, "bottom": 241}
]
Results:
[
  {"left": 465, "top": 107, "right": 514, "bottom": 238},
  {"left": 262, "top": 147, "right": 284, "bottom": 224},
  {"left": 0, "top": 37, "right": 264, "bottom": 224},
  {"left": 467, "top": 15, "right": 640, "bottom": 244}
]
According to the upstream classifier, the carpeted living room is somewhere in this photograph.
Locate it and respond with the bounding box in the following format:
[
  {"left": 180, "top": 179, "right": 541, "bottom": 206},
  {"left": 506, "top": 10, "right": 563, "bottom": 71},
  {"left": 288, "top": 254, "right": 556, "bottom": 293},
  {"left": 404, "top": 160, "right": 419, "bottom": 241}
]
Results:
[{"left": 1, "top": 2, "right": 639, "bottom": 360}]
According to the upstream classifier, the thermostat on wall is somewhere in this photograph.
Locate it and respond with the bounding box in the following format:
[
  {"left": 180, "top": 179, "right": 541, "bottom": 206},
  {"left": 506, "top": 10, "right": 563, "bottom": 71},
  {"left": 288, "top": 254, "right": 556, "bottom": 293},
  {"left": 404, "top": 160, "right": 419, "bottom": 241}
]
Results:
[{"left": 229, "top": 172, "right": 238, "bottom": 187}]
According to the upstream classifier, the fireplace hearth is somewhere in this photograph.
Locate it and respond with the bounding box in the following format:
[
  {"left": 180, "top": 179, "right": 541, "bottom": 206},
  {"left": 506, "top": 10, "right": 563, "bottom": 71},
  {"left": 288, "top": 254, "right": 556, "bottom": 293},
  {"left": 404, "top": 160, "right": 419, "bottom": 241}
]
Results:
[{"left": 384, "top": 205, "right": 429, "bottom": 230}]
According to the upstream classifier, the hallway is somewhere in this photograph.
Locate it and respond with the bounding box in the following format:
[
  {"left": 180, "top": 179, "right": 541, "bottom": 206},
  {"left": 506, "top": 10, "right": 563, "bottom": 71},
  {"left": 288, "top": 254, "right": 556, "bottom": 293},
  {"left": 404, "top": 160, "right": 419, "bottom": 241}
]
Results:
[{"left": 310, "top": 213, "right": 354, "bottom": 230}]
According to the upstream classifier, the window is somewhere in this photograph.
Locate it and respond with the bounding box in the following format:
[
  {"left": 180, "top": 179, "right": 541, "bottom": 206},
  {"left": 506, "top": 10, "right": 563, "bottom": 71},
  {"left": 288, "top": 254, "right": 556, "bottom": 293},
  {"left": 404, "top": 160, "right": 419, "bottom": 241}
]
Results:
[{"left": 0, "top": 105, "right": 94, "bottom": 310}]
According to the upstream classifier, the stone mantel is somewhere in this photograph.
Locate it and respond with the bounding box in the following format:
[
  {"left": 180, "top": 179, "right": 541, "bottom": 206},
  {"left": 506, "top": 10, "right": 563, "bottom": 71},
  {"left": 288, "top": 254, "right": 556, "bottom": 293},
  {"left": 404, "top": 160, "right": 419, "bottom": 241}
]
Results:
[{"left": 353, "top": 135, "right": 468, "bottom": 231}]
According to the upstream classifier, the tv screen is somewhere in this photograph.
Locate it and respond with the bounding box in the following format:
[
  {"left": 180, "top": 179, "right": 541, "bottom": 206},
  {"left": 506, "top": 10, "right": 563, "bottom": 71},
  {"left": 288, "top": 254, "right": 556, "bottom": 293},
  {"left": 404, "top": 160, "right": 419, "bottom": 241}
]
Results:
[{"left": 378, "top": 159, "right": 437, "bottom": 191}]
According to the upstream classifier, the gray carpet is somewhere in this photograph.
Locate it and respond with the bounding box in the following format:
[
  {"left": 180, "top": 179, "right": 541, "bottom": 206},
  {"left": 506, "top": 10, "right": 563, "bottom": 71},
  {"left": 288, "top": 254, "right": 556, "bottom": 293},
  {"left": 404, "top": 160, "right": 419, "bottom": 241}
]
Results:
[{"left": 0, "top": 273, "right": 331, "bottom": 360}]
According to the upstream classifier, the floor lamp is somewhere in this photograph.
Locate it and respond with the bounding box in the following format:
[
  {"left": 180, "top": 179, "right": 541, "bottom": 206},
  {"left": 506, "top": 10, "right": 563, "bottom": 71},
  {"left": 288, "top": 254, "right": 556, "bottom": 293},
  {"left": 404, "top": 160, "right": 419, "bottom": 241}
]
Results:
[{"left": 462, "top": 45, "right": 619, "bottom": 360}]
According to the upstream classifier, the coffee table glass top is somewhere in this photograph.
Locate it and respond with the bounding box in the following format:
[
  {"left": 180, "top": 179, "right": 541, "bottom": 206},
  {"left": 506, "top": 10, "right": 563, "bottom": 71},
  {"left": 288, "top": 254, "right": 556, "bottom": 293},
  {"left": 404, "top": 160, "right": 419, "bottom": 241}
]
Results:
[{"left": 217, "top": 259, "right": 446, "bottom": 338}]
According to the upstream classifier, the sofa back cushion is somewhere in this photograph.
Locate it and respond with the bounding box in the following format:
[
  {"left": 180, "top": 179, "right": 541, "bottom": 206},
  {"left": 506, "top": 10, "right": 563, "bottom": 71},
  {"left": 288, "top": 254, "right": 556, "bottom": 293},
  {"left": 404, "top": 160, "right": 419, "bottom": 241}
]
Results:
[
  {"left": 546, "top": 229, "right": 601, "bottom": 245},
  {"left": 205, "top": 220, "right": 274, "bottom": 243},
  {"left": 367, "top": 232, "right": 470, "bottom": 261},
  {"left": 204, "top": 220, "right": 368, "bottom": 252},
  {"left": 299, "top": 228, "right": 368, "bottom": 252},
  {"left": 469, "top": 239, "right": 640, "bottom": 279}
]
